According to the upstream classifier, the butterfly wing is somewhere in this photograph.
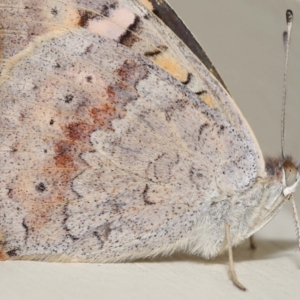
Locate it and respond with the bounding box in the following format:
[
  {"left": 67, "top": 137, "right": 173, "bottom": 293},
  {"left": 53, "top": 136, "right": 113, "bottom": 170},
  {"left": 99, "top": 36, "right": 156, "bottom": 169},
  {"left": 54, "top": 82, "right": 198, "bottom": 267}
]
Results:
[{"left": 0, "top": 0, "right": 265, "bottom": 261}]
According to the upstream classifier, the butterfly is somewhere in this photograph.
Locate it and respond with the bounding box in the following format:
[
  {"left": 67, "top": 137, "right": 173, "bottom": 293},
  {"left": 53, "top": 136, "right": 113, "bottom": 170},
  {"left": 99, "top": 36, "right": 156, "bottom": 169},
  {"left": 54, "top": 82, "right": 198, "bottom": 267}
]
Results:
[{"left": 0, "top": 0, "right": 299, "bottom": 290}]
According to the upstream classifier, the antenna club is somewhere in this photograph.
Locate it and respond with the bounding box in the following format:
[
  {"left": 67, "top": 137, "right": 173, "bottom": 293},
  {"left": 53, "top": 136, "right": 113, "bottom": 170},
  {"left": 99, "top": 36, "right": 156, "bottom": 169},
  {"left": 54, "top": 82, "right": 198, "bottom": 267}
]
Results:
[{"left": 286, "top": 10, "right": 293, "bottom": 23}]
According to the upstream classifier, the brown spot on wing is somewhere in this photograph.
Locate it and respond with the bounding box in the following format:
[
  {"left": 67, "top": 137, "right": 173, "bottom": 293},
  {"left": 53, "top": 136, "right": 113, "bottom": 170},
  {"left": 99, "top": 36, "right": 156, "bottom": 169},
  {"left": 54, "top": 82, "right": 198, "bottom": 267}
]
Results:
[
  {"left": 119, "top": 16, "right": 142, "bottom": 47},
  {"left": 117, "top": 60, "right": 148, "bottom": 86},
  {"left": 54, "top": 141, "right": 77, "bottom": 169},
  {"left": 90, "top": 104, "right": 116, "bottom": 131},
  {"left": 64, "top": 122, "right": 95, "bottom": 142},
  {"left": 101, "top": 2, "right": 119, "bottom": 17},
  {"left": 144, "top": 45, "right": 168, "bottom": 58},
  {"left": 78, "top": 10, "right": 98, "bottom": 28},
  {"left": 0, "top": 250, "right": 8, "bottom": 261}
]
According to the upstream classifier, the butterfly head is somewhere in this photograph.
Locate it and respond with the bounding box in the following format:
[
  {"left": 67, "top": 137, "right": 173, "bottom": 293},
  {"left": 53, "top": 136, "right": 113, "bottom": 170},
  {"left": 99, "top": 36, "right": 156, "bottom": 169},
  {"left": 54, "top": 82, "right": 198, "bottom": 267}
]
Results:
[
  {"left": 265, "top": 156, "right": 300, "bottom": 249},
  {"left": 265, "top": 156, "right": 299, "bottom": 197},
  {"left": 282, "top": 160, "right": 300, "bottom": 197}
]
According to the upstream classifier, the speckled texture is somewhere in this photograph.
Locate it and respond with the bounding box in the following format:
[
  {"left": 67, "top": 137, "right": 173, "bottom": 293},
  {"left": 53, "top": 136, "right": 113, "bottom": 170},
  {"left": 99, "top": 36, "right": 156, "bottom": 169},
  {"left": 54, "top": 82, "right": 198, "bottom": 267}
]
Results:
[{"left": 0, "top": 0, "right": 298, "bottom": 264}]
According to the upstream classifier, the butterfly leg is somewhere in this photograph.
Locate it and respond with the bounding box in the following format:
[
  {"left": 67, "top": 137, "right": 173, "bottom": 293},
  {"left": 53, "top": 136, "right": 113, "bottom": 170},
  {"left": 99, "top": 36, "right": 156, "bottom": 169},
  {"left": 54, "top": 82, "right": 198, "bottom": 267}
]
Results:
[
  {"left": 249, "top": 235, "right": 257, "bottom": 250},
  {"left": 225, "top": 223, "right": 247, "bottom": 291}
]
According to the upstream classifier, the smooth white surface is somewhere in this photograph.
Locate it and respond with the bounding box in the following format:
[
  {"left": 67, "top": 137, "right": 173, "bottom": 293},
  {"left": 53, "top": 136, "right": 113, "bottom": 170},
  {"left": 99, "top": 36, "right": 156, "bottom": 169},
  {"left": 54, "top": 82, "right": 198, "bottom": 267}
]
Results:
[{"left": 2, "top": 0, "right": 300, "bottom": 299}]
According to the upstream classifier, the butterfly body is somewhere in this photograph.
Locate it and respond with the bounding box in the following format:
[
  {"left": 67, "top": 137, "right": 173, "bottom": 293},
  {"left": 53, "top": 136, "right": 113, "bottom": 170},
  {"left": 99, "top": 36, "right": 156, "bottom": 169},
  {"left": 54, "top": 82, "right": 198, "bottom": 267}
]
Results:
[{"left": 0, "top": 0, "right": 298, "bottom": 268}]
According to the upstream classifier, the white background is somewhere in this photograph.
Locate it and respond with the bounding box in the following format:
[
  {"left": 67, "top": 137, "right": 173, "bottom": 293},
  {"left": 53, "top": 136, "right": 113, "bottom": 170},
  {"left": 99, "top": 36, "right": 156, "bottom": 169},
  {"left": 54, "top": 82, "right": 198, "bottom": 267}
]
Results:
[{"left": 2, "top": 0, "right": 300, "bottom": 299}]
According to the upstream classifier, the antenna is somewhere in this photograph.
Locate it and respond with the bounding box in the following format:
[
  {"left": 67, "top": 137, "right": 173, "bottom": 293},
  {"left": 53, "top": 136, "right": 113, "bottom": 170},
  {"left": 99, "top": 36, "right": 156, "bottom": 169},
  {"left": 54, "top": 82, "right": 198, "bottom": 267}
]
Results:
[{"left": 281, "top": 9, "right": 293, "bottom": 159}]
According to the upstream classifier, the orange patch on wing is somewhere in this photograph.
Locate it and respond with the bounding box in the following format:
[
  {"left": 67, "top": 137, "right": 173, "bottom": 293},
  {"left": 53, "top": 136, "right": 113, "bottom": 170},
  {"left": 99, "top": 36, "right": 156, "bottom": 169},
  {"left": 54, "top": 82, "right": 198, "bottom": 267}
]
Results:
[
  {"left": 137, "top": 0, "right": 154, "bottom": 11},
  {"left": 150, "top": 52, "right": 189, "bottom": 83},
  {"left": 0, "top": 232, "right": 7, "bottom": 260},
  {"left": 0, "top": 250, "right": 8, "bottom": 261},
  {"left": 201, "top": 93, "right": 215, "bottom": 108}
]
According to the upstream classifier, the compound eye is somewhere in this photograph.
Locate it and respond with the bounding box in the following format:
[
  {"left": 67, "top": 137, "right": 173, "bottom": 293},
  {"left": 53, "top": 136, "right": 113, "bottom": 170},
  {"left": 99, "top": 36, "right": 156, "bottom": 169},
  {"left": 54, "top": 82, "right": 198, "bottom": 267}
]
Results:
[{"left": 283, "top": 160, "right": 298, "bottom": 187}]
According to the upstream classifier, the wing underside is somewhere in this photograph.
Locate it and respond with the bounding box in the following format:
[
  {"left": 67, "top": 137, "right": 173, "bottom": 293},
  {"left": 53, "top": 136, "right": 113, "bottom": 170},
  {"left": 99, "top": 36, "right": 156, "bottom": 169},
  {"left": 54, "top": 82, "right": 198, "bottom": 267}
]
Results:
[{"left": 0, "top": 0, "right": 264, "bottom": 261}]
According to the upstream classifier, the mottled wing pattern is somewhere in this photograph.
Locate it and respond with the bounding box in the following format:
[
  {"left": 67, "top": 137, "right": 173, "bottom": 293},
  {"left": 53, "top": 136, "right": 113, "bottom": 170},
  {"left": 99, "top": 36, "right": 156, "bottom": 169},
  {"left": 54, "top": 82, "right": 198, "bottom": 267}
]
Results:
[{"left": 0, "top": 0, "right": 264, "bottom": 261}]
